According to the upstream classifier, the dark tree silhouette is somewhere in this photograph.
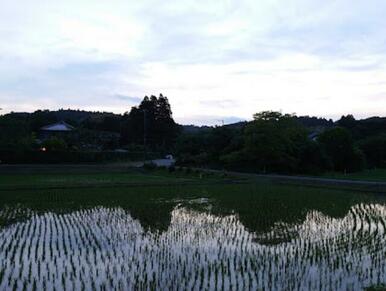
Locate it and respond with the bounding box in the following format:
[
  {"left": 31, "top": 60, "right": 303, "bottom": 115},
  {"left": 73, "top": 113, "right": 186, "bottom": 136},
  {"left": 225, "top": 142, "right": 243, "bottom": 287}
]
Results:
[
  {"left": 317, "top": 127, "right": 365, "bottom": 172},
  {"left": 120, "top": 94, "right": 180, "bottom": 150}
]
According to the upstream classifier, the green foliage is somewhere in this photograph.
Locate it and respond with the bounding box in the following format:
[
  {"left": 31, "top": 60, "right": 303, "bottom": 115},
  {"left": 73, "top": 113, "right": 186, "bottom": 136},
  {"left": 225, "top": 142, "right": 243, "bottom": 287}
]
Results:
[
  {"left": 1, "top": 105, "right": 385, "bottom": 174},
  {"left": 358, "top": 134, "right": 386, "bottom": 168},
  {"left": 67, "top": 128, "right": 120, "bottom": 151},
  {"left": 42, "top": 137, "right": 68, "bottom": 151},
  {"left": 337, "top": 115, "right": 386, "bottom": 140},
  {"left": 298, "top": 140, "right": 332, "bottom": 174},
  {"left": 318, "top": 127, "right": 365, "bottom": 172},
  {"left": 29, "top": 110, "right": 58, "bottom": 131},
  {"left": 175, "top": 125, "right": 244, "bottom": 168},
  {"left": 0, "top": 115, "right": 36, "bottom": 150},
  {"left": 175, "top": 133, "right": 206, "bottom": 157},
  {"left": 0, "top": 103, "right": 164, "bottom": 158},
  {"left": 337, "top": 114, "right": 356, "bottom": 129},
  {"left": 176, "top": 111, "right": 373, "bottom": 175},
  {"left": 242, "top": 111, "right": 307, "bottom": 173},
  {"left": 253, "top": 111, "right": 294, "bottom": 121},
  {"left": 365, "top": 284, "right": 386, "bottom": 291},
  {"left": 82, "top": 115, "right": 121, "bottom": 133}
]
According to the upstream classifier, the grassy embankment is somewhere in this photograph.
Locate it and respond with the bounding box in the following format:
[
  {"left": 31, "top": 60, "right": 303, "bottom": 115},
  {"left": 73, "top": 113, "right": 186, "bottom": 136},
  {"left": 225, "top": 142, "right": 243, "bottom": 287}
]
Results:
[
  {"left": 322, "top": 169, "right": 386, "bottom": 182},
  {"left": 1, "top": 164, "right": 385, "bottom": 194}
]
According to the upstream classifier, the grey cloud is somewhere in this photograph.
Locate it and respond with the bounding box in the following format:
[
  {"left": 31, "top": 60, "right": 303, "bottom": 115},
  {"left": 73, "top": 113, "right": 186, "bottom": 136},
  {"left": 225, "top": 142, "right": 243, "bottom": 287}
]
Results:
[{"left": 113, "top": 94, "right": 142, "bottom": 103}]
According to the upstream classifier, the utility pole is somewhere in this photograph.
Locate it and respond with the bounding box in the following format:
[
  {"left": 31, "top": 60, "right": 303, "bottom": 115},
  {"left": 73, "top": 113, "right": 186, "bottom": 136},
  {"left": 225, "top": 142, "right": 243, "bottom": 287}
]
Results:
[{"left": 143, "top": 109, "right": 147, "bottom": 162}]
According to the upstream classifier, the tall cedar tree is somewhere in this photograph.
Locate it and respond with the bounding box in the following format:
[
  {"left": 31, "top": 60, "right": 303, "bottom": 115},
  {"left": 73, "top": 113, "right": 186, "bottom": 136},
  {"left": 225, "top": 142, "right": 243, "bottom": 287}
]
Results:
[{"left": 121, "top": 94, "right": 179, "bottom": 150}]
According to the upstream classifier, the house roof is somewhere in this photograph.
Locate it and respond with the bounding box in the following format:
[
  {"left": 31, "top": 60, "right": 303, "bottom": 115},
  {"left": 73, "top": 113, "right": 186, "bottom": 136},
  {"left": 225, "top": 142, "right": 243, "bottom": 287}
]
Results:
[{"left": 40, "top": 121, "right": 74, "bottom": 131}]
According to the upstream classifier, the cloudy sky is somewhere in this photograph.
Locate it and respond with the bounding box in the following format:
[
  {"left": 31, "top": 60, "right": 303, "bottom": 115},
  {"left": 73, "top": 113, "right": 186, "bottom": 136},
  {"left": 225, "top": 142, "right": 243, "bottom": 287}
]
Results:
[{"left": 1, "top": 0, "right": 385, "bottom": 125}]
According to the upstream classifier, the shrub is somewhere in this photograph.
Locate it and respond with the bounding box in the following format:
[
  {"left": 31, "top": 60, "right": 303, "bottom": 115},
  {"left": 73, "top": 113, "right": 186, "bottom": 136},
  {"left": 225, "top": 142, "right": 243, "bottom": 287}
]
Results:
[{"left": 42, "top": 137, "right": 67, "bottom": 151}]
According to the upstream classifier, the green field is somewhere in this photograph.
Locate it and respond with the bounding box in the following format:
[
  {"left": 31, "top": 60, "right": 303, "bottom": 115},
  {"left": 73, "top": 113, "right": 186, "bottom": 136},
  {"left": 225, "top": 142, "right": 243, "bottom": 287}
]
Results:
[
  {"left": 0, "top": 168, "right": 236, "bottom": 191},
  {"left": 0, "top": 171, "right": 180, "bottom": 189},
  {"left": 1, "top": 167, "right": 386, "bottom": 290}
]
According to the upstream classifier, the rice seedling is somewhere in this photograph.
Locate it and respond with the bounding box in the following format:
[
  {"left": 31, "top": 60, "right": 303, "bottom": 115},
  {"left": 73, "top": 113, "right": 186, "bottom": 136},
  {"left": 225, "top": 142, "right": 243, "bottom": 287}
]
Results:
[{"left": 0, "top": 198, "right": 385, "bottom": 290}]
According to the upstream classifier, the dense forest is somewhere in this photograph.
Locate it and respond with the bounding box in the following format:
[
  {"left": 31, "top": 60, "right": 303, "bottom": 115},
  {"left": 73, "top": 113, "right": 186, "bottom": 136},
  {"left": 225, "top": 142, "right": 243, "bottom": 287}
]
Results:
[{"left": 1, "top": 94, "right": 385, "bottom": 174}]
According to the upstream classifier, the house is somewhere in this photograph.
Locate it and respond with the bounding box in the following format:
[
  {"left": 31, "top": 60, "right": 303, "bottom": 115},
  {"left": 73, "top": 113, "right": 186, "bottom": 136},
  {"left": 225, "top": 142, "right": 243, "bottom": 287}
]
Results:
[
  {"left": 39, "top": 121, "right": 75, "bottom": 140},
  {"left": 40, "top": 121, "right": 74, "bottom": 132}
]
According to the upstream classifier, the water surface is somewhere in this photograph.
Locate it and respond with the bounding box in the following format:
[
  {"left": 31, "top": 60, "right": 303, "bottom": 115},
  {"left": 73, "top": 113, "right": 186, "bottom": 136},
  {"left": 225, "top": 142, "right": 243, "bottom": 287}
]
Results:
[{"left": 0, "top": 184, "right": 385, "bottom": 290}]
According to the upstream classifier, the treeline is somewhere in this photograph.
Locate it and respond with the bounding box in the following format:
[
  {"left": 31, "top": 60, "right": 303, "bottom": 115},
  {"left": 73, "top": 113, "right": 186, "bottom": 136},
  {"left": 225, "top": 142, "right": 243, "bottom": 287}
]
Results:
[
  {"left": 0, "top": 109, "right": 121, "bottom": 151},
  {"left": 0, "top": 94, "right": 180, "bottom": 154},
  {"left": 1, "top": 95, "right": 385, "bottom": 173},
  {"left": 176, "top": 112, "right": 386, "bottom": 174}
]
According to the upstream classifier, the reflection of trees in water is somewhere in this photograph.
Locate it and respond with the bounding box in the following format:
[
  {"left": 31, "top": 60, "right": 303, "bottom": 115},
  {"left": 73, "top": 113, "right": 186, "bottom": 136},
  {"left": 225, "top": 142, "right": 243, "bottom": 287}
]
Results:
[
  {"left": 198, "top": 185, "right": 376, "bottom": 241},
  {"left": 1, "top": 204, "right": 386, "bottom": 290},
  {"left": 0, "top": 183, "right": 380, "bottom": 233}
]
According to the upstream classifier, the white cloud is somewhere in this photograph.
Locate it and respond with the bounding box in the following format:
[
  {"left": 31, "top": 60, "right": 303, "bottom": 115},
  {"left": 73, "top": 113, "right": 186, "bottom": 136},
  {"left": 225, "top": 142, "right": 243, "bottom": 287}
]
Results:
[{"left": 0, "top": 0, "right": 386, "bottom": 124}]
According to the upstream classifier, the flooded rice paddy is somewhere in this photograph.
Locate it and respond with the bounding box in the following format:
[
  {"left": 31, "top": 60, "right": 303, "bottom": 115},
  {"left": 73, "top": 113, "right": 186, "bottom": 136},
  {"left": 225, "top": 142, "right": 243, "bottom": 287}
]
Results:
[{"left": 0, "top": 184, "right": 386, "bottom": 290}]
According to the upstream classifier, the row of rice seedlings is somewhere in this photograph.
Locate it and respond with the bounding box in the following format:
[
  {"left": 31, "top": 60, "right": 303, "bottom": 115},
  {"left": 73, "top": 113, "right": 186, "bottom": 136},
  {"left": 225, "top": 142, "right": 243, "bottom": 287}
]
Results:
[{"left": 0, "top": 202, "right": 386, "bottom": 290}]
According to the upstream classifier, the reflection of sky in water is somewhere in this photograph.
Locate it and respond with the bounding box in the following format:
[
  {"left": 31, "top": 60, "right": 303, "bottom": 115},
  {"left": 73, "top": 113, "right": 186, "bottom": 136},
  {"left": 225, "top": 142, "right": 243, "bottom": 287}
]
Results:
[{"left": 0, "top": 203, "right": 386, "bottom": 290}]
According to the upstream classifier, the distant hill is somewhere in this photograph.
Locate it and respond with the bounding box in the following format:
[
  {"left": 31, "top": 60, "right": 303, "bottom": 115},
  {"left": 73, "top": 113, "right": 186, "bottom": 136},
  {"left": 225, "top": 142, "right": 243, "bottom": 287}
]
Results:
[
  {"left": 181, "top": 125, "right": 212, "bottom": 133},
  {"left": 182, "top": 121, "right": 248, "bottom": 134},
  {"left": 224, "top": 121, "right": 248, "bottom": 129},
  {"left": 2, "top": 109, "right": 385, "bottom": 136},
  {"left": 1, "top": 109, "right": 122, "bottom": 133},
  {"left": 53, "top": 109, "right": 120, "bottom": 124}
]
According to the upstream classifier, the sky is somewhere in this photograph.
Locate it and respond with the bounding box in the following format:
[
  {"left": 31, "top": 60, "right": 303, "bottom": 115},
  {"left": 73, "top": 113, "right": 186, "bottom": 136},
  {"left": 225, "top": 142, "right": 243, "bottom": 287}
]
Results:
[{"left": 0, "top": 0, "right": 386, "bottom": 125}]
